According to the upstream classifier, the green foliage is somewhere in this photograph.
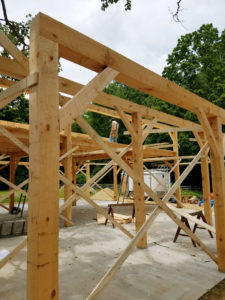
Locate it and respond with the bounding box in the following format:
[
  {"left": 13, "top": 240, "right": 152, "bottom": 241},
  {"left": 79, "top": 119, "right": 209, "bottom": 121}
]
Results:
[
  {"left": 162, "top": 23, "right": 225, "bottom": 156},
  {"left": 101, "top": 0, "right": 131, "bottom": 11},
  {"left": 0, "top": 14, "right": 31, "bottom": 56},
  {"left": 0, "top": 93, "right": 29, "bottom": 123},
  {"left": 163, "top": 24, "right": 225, "bottom": 108},
  {"left": 76, "top": 173, "right": 86, "bottom": 184}
]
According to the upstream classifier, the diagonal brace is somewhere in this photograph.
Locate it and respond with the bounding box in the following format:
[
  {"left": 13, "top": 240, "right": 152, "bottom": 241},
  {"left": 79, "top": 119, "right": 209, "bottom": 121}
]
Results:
[{"left": 59, "top": 67, "right": 119, "bottom": 130}]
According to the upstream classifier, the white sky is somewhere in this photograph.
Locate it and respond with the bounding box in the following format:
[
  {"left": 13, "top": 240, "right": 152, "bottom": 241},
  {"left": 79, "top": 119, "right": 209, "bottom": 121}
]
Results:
[{"left": 4, "top": 0, "right": 225, "bottom": 84}]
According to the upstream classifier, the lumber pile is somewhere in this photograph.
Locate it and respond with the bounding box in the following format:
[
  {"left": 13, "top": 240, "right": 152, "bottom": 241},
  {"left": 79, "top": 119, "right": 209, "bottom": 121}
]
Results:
[{"left": 97, "top": 213, "right": 132, "bottom": 224}]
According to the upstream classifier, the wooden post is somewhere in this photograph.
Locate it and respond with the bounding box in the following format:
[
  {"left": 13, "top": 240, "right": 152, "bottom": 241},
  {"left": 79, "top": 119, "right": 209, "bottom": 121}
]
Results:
[
  {"left": 27, "top": 16, "right": 59, "bottom": 300},
  {"left": 63, "top": 125, "right": 73, "bottom": 226},
  {"left": 113, "top": 164, "right": 118, "bottom": 201},
  {"left": 72, "top": 159, "right": 77, "bottom": 206},
  {"left": 85, "top": 160, "right": 90, "bottom": 197},
  {"left": 208, "top": 117, "right": 225, "bottom": 272},
  {"left": 199, "top": 132, "right": 212, "bottom": 225},
  {"left": 9, "top": 156, "right": 19, "bottom": 212},
  {"left": 132, "top": 112, "right": 147, "bottom": 248},
  {"left": 170, "top": 132, "right": 182, "bottom": 207}
]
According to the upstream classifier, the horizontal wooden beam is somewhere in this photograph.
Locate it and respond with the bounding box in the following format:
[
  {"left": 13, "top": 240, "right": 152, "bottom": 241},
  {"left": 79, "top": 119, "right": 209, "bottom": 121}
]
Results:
[
  {"left": 64, "top": 96, "right": 172, "bottom": 131},
  {"left": 0, "top": 56, "right": 28, "bottom": 79},
  {"left": 37, "top": 12, "right": 225, "bottom": 124},
  {"left": 58, "top": 76, "right": 202, "bottom": 130},
  {"left": 125, "top": 126, "right": 202, "bottom": 135},
  {"left": 0, "top": 160, "right": 29, "bottom": 166}
]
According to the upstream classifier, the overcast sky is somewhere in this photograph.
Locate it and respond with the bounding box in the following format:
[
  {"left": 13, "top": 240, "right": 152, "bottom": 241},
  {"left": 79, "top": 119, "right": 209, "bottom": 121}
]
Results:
[{"left": 3, "top": 0, "right": 225, "bottom": 84}]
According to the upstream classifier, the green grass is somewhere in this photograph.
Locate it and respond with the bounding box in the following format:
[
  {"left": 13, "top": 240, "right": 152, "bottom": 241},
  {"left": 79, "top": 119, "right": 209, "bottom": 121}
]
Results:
[
  {"left": 181, "top": 189, "right": 203, "bottom": 199},
  {"left": 59, "top": 188, "right": 64, "bottom": 198},
  {"left": 0, "top": 190, "right": 25, "bottom": 203},
  {"left": 0, "top": 187, "right": 203, "bottom": 202}
]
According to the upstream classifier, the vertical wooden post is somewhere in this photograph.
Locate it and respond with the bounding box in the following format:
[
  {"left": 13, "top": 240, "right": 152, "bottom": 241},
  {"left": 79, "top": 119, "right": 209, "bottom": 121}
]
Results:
[
  {"left": 199, "top": 132, "right": 212, "bottom": 225},
  {"left": 85, "top": 160, "right": 90, "bottom": 197},
  {"left": 132, "top": 112, "right": 147, "bottom": 248},
  {"left": 72, "top": 159, "right": 77, "bottom": 206},
  {"left": 27, "top": 15, "right": 59, "bottom": 300},
  {"left": 63, "top": 125, "right": 73, "bottom": 226},
  {"left": 170, "top": 132, "right": 182, "bottom": 207},
  {"left": 208, "top": 117, "right": 225, "bottom": 272},
  {"left": 113, "top": 164, "right": 118, "bottom": 201},
  {"left": 9, "top": 156, "right": 19, "bottom": 212}
]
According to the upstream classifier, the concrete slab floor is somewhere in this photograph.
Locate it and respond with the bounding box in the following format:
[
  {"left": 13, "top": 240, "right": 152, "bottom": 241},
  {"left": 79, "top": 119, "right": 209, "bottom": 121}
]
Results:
[{"left": 0, "top": 200, "right": 224, "bottom": 300}]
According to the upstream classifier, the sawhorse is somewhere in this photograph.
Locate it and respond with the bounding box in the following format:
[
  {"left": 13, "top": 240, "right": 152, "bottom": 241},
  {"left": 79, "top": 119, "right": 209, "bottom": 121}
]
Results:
[{"left": 173, "top": 210, "right": 213, "bottom": 247}]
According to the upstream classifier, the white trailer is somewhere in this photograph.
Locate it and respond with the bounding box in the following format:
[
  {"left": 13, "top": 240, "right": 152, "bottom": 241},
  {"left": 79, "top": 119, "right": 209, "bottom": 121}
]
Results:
[{"left": 122, "top": 169, "right": 170, "bottom": 198}]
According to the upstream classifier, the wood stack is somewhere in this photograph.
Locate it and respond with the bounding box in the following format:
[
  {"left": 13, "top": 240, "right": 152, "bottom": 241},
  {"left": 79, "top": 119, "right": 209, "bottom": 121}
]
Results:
[{"left": 97, "top": 213, "right": 132, "bottom": 225}]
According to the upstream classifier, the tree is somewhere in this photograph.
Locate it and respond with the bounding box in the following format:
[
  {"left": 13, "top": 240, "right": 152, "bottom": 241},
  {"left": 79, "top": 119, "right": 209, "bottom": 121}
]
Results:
[{"left": 163, "top": 24, "right": 225, "bottom": 109}]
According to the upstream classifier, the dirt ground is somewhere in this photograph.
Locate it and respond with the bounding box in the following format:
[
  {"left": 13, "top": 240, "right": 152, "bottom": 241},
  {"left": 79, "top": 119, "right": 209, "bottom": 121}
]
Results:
[{"left": 198, "top": 278, "right": 225, "bottom": 300}]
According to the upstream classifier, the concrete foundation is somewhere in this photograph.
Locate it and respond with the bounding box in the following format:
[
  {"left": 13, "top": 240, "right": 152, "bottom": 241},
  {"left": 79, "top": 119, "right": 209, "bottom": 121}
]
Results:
[{"left": 0, "top": 200, "right": 224, "bottom": 300}]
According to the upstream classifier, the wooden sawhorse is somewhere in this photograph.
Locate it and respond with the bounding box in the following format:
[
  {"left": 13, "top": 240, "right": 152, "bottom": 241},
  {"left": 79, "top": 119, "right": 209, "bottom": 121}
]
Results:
[{"left": 173, "top": 210, "right": 213, "bottom": 247}]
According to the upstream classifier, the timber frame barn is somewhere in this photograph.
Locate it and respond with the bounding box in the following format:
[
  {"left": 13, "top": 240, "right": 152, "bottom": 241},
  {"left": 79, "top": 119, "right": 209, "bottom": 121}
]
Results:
[{"left": 0, "top": 13, "right": 225, "bottom": 300}]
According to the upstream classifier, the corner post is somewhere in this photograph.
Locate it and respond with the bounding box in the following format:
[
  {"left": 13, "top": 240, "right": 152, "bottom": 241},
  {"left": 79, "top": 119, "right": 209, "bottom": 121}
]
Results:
[
  {"left": 199, "top": 132, "right": 212, "bottom": 225},
  {"left": 72, "top": 159, "right": 77, "bottom": 206},
  {"left": 113, "top": 164, "right": 118, "bottom": 201},
  {"left": 9, "top": 156, "right": 20, "bottom": 212},
  {"left": 27, "top": 14, "right": 60, "bottom": 299},
  {"left": 85, "top": 160, "right": 90, "bottom": 197},
  {"left": 170, "top": 132, "right": 182, "bottom": 207},
  {"left": 63, "top": 125, "right": 73, "bottom": 226},
  {"left": 132, "top": 112, "right": 147, "bottom": 248},
  {"left": 208, "top": 116, "right": 225, "bottom": 272}
]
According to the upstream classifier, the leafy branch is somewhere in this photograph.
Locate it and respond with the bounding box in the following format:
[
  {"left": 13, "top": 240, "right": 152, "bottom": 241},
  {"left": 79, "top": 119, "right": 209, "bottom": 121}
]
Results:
[{"left": 101, "top": 0, "right": 131, "bottom": 11}]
